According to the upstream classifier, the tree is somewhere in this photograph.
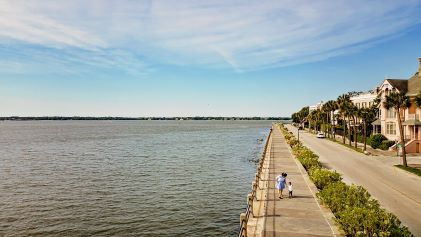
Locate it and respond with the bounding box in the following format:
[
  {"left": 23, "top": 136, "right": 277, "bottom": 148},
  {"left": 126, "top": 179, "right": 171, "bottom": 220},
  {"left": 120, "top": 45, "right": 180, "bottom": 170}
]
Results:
[
  {"left": 383, "top": 91, "right": 410, "bottom": 167},
  {"left": 292, "top": 106, "right": 309, "bottom": 126},
  {"left": 344, "top": 103, "right": 354, "bottom": 146},
  {"left": 307, "top": 110, "right": 316, "bottom": 133},
  {"left": 349, "top": 103, "right": 359, "bottom": 149},
  {"left": 322, "top": 100, "right": 337, "bottom": 138},
  {"left": 359, "top": 106, "right": 378, "bottom": 151},
  {"left": 337, "top": 94, "right": 351, "bottom": 144}
]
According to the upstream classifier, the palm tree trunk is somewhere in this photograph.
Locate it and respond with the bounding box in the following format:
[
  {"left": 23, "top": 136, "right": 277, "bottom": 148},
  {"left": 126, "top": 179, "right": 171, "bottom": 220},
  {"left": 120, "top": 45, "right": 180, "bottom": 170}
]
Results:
[
  {"left": 342, "top": 115, "right": 346, "bottom": 144},
  {"left": 363, "top": 121, "right": 367, "bottom": 151},
  {"left": 397, "top": 108, "right": 408, "bottom": 167},
  {"left": 332, "top": 112, "right": 336, "bottom": 140},
  {"left": 326, "top": 113, "right": 330, "bottom": 138},
  {"left": 348, "top": 118, "right": 352, "bottom": 146},
  {"left": 353, "top": 116, "right": 357, "bottom": 149}
]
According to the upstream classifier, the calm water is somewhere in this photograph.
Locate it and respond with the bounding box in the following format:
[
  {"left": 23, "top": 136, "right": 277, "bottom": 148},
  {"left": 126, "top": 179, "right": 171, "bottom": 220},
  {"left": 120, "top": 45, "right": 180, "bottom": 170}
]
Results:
[{"left": 0, "top": 120, "right": 271, "bottom": 236}]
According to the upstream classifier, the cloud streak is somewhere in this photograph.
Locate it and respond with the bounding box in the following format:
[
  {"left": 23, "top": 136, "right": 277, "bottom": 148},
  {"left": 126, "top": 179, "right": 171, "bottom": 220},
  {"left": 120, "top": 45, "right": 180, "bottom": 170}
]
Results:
[{"left": 1, "top": 0, "right": 421, "bottom": 72}]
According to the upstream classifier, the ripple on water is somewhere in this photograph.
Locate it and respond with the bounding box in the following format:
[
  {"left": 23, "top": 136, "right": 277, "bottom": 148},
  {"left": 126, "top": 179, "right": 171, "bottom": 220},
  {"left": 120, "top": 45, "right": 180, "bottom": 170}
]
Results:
[{"left": 0, "top": 120, "right": 271, "bottom": 236}]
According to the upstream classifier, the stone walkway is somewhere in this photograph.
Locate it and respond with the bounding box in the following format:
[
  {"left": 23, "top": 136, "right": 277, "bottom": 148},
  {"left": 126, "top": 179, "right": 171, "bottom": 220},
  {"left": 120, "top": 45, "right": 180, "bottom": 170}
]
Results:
[{"left": 245, "top": 125, "right": 340, "bottom": 237}]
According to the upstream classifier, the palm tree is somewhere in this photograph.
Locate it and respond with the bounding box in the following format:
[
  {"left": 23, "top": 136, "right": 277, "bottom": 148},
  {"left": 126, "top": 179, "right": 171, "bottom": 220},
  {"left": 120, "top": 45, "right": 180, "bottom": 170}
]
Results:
[
  {"left": 337, "top": 94, "right": 351, "bottom": 144},
  {"left": 349, "top": 103, "right": 359, "bottom": 149},
  {"left": 307, "top": 110, "right": 316, "bottom": 133},
  {"left": 359, "top": 106, "right": 378, "bottom": 151},
  {"left": 383, "top": 91, "right": 410, "bottom": 167},
  {"left": 322, "top": 100, "right": 337, "bottom": 138},
  {"left": 344, "top": 103, "right": 354, "bottom": 146}
]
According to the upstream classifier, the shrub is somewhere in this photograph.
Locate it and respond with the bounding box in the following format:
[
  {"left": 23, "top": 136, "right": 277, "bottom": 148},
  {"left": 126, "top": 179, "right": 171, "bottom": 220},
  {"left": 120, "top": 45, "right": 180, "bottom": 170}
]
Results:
[
  {"left": 292, "top": 146, "right": 321, "bottom": 171},
  {"left": 309, "top": 168, "right": 342, "bottom": 190},
  {"left": 356, "top": 134, "right": 364, "bottom": 143},
  {"left": 317, "top": 182, "right": 413, "bottom": 236},
  {"left": 379, "top": 140, "right": 395, "bottom": 150},
  {"left": 298, "top": 156, "right": 321, "bottom": 171},
  {"left": 317, "top": 182, "right": 371, "bottom": 213},
  {"left": 366, "top": 136, "right": 372, "bottom": 146},
  {"left": 369, "top": 134, "right": 387, "bottom": 149},
  {"left": 287, "top": 138, "right": 300, "bottom": 147},
  {"left": 337, "top": 206, "right": 413, "bottom": 237}
]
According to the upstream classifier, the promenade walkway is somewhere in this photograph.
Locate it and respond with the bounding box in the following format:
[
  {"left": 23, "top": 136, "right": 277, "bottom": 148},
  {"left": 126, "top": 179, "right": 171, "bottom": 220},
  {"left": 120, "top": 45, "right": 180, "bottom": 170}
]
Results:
[{"left": 242, "top": 125, "right": 339, "bottom": 237}]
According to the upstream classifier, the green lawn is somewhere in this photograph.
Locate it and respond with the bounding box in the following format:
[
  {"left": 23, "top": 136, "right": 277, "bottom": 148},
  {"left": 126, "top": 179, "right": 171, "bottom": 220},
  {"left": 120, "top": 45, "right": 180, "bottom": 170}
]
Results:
[{"left": 395, "top": 165, "right": 421, "bottom": 177}]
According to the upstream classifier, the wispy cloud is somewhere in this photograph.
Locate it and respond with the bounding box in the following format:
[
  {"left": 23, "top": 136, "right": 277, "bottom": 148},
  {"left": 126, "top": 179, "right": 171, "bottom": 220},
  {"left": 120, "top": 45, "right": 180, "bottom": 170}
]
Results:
[{"left": 1, "top": 0, "right": 421, "bottom": 72}]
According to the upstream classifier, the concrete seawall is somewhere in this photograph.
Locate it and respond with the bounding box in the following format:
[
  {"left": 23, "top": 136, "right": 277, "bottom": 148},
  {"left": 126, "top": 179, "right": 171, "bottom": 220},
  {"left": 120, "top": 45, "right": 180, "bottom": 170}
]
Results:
[{"left": 239, "top": 125, "right": 341, "bottom": 237}]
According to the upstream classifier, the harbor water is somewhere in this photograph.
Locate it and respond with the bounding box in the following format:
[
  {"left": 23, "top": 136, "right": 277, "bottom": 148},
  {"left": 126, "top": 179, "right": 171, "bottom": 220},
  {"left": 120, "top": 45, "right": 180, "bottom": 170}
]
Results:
[{"left": 0, "top": 120, "right": 271, "bottom": 236}]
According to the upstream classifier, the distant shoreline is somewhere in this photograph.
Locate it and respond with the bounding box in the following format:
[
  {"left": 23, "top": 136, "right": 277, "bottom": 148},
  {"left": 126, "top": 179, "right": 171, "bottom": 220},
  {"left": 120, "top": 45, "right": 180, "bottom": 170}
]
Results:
[{"left": 0, "top": 116, "right": 291, "bottom": 121}]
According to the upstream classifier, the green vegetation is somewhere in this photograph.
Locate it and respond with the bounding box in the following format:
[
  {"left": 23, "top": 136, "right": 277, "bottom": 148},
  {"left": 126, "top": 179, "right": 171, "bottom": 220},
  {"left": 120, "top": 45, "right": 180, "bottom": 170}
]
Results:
[
  {"left": 279, "top": 123, "right": 413, "bottom": 237},
  {"left": 383, "top": 91, "right": 410, "bottom": 167},
  {"left": 395, "top": 165, "right": 421, "bottom": 177},
  {"left": 0, "top": 116, "right": 290, "bottom": 121},
  {"left": 369, "top": 134, "right": 388, "bottom": 149},
  {"left": 293, "top": 91, "right": 379, "bottom": 153},
  {"left": 380, "top": 140, "right": 395, "bottom": 150},
  {"left": 309, "top": 168, "right": 342, "bottom": 190}
]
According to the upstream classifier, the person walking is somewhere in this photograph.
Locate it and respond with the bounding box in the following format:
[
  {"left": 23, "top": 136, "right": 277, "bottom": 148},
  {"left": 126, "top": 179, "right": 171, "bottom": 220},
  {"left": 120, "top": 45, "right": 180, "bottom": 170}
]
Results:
[
  {"left": 275, "top": 172, "right": 287, "bottom": 199},
  {"left": 288, "top": 182, "right": 293, "bottom": 198}
]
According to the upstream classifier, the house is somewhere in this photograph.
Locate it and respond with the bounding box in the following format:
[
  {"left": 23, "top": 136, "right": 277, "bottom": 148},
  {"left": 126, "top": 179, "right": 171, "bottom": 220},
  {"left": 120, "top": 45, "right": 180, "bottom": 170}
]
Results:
[
  {"left": 376, "top": 58, "right": 421, "bottom": 153},
  {"left": 309, "top": 101, "right": 324, "bottom": 112},
  {"left": 350, "top": 92, "right": 377, "bottom": 109}
]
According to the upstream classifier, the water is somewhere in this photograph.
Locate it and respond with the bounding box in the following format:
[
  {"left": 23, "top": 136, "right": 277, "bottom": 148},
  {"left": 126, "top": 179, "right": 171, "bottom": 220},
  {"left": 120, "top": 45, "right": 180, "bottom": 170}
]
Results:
[{"left": 0, "top": 120, "right": 271, "bottom": 236}]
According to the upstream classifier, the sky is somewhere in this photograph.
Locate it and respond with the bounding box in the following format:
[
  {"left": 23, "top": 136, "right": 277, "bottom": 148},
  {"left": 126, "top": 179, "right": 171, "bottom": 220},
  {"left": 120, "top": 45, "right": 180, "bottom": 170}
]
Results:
[{"left": 1, "top": 0, "right": 421, "bottom": 117}]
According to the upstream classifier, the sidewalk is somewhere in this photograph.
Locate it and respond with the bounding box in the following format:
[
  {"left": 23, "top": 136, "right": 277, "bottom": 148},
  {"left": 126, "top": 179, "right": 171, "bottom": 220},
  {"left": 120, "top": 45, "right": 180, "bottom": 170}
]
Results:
[{"left": 245, "top": 126, "right": 341, "bottom": 237}]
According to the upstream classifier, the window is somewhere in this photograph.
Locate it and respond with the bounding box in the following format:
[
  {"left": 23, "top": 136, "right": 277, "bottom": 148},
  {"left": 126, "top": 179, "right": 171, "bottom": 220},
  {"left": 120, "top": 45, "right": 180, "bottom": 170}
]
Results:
[
  {"left": 386, "top": 109, "right": 396, "bottom": 118},
  {"left": 386, "top": 122, "right": 396, "bottom": 135}
]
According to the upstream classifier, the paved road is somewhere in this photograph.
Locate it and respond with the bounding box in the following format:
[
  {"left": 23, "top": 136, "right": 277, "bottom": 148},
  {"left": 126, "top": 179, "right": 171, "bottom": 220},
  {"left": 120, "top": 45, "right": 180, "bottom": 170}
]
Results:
[{"left": 286, "top": 125, "right": 421, "bottom": 236}]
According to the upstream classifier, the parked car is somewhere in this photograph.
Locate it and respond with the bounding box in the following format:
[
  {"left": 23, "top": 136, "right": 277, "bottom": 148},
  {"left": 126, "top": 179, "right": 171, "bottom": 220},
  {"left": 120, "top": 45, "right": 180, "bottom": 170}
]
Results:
[{"left": 316, "top": 132, "right": 325, "bottom": 138}]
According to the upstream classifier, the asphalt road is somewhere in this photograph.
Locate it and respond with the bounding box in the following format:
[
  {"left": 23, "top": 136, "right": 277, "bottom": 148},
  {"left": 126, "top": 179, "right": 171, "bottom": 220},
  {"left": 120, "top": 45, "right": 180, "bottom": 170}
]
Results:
[{"left": 286, "top": 125, "right": 421, "bottom": 236}]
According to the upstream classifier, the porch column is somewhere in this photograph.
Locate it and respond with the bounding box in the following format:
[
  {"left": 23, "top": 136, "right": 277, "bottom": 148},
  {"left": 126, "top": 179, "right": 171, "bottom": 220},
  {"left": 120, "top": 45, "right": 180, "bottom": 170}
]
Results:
[{"left": 414, "top": 125, "right": 416, "bottom": 140}]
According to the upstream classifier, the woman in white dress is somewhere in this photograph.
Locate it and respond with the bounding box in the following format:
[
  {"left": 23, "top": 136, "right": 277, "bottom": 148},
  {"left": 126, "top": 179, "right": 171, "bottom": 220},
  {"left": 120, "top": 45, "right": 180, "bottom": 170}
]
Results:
[{"left": 275, "top": 172, "right": 287, "bottom": 199}]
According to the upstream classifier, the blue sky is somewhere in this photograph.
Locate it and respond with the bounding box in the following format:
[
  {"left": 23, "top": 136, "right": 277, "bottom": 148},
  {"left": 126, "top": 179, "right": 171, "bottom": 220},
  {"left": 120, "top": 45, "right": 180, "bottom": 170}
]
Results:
[{"left": 1, "top": 0, "right": 421, "bottom": 117}]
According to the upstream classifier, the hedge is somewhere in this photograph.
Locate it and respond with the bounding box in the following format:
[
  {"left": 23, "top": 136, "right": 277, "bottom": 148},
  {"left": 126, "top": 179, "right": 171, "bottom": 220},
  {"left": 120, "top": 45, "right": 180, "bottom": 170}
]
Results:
[
  {"left": 278, "top": 123, "right": 413, "bottom": 237},
  {"left": 369, "top": 134, "right": 387, "bottom": 149},
  {"left": 379, "top": 140, "right": 395, "bottom": 150}
]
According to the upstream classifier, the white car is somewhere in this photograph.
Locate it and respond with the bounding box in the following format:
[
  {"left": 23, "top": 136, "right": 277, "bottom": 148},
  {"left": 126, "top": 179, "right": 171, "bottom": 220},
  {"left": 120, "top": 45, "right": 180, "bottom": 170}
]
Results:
[{"left": 316, "top": 132, "right": 325, "bottom": 138}]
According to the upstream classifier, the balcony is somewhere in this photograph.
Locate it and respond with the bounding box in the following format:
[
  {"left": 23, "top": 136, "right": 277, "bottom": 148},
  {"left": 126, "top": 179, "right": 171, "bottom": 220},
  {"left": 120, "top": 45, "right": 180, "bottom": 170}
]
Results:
[{"left": 406, "top": 114, "right": 420, "bottom": 120}]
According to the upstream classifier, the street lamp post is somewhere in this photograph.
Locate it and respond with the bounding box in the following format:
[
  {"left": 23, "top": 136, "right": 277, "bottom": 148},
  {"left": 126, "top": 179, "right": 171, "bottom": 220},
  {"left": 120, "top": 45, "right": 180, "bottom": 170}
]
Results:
[{"left": 298, "top": 127, "right": 300, "bottom": 142}]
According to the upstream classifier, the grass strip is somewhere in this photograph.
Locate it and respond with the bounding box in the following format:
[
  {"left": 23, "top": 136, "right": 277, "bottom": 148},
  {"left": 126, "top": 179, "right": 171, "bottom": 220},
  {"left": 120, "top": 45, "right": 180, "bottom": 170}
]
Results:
[{"left": 395, "top": 165, "right": 421, "bottom": 177}]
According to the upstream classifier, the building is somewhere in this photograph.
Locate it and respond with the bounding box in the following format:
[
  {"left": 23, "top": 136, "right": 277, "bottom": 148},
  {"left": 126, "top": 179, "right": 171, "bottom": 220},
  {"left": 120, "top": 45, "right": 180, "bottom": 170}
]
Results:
[
  {"left": 350, "top": 92, "right": 377, "bottom": 109},
  {"left": 376, "top": 58, "right": 421, "bottom": 153},
  {"left": 309, "top": 101, "right": 324, "bottom": 112}
]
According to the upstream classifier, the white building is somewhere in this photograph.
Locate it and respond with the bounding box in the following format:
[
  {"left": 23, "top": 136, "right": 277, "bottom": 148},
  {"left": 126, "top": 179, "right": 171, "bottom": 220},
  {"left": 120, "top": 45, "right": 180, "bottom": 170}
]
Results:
[
  {"left": 350, "top": 92, "right": 377, "bottom": 109},
  {"left": 309, "top": 101, "right": 324, "bottom": 112}
]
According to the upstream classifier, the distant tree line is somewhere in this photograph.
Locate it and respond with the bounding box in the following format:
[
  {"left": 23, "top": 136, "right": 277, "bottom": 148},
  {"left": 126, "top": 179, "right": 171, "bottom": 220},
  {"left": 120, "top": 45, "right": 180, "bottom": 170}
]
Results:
[{"left": 0, "top": 116, "right": 291, "bottom": 121}]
